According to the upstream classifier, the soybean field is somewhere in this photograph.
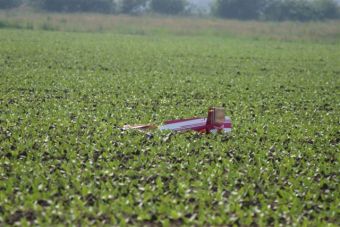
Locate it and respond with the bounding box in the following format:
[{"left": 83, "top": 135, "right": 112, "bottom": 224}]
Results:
[{"left": 0, "top": 26, "right": 339, "bottom": 225}]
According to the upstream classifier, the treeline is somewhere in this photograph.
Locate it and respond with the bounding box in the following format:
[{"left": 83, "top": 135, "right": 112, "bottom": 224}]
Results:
[
  {"left": 1, "top": 0, "right": 339, "bottom": 21},
  {"left": 0, "top": 0, "right": 188, "bottom": 14},
  {"left": 214, "top": 0, "right": 340, "bottom": 21},
  {"left": 0, "top": 0, "right": 22, "bottom": 9},
  {"left": 40, "top": 0, "right": 116, "bottom": 13}
]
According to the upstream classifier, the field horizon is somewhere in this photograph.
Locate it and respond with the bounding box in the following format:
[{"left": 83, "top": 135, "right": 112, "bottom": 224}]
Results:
[{"left": 1, "top": 9, "right": 340, "bottom": 42}]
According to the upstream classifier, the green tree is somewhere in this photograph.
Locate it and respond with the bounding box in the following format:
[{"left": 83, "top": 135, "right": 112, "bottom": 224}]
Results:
[
  {"left": 263, "top": 0, "right": 339, "bottom": 21},
  {"left": 213, "top": 0, "right": 266, "bottom": 20},
  {"left": 0, "top": 0, "right": 22, "bottom": 9},
  {"left": 40, "top": 0, "right": 116, "bottom": 13},
  {"left": 313, "top": 0, "right": 339, "bottom": 19},
  {"left": 120, "top": 0, "right": 148, "bottom": 14},
  {"left": 150, "top": 0, "right": 187, "bottom": 15}
]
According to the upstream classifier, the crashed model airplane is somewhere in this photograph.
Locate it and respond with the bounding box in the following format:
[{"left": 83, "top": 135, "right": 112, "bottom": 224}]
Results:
[{"left": 124, "top": 107, "right": 232, "bottom": 133}]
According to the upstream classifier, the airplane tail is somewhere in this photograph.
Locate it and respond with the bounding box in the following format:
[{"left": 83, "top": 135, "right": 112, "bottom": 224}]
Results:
[
  {"left": 206, "top": 107, "right": 215, "bottom": 128},
  {"left": 206, "top": 107, "right": 226, "bottom": 133}
]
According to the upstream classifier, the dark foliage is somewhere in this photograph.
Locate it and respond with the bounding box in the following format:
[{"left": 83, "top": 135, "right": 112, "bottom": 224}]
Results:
[
  {"left": 213, "top": 0, "right": 340, "bottom": 21},
  {"left": 263, "top": 0, "right": 339, "bottom": 21},
  {"left": 0, "top": 0, "right": 22, "bottom": 9},
  {"left": 214, "top": 0, "right": 265, "bottom": 20},
  {"left": 120, "top": 0, "right": 148, "bottom": 14},
  {"left": 150, "top": 0, "right": 187, "bottom": 15},
  {"left": 40, "top": 0, "right": 116, "bottom": 13}
]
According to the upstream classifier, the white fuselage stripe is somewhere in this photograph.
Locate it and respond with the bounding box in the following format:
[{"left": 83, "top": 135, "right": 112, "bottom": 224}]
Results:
[
  {"left": 159, "top": 117, "right": 231, "bottom": 131},
  {"left": 159, "top": 118, "right": 206, "bottom": 130}
]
